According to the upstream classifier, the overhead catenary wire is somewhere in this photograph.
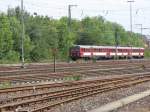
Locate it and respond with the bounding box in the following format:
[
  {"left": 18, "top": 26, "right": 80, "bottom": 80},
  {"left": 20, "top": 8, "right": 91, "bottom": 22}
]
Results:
[
  {"left": 0, "top": 0, "right": 150, "bottom": 35},
  {"left": 13, "top": 0, "right": 150, "bottom": 15}
]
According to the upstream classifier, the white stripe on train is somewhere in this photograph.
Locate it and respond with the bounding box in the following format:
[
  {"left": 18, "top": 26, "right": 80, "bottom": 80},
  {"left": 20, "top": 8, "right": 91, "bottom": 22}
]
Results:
[{"left": 83, "top": 52, "right": 144, "bottom": 56}]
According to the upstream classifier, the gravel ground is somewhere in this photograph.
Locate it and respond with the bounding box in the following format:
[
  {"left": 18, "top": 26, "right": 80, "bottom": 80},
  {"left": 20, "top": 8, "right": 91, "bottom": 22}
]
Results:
[
  {"left": 116, "top": 95, "right": 150, "bottom": 112},
  {"left": 47, "top": 81, "right": 150, "bottom": 112}
]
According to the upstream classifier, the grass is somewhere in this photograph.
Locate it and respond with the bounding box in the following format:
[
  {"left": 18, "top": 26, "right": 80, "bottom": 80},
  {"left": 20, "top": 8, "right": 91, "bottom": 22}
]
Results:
[
  {"left": 64, "top": 75, "right": 82, "bottom": 81},
  {"left": 0, "top": 82, "right": 12, "bottom": 89}
]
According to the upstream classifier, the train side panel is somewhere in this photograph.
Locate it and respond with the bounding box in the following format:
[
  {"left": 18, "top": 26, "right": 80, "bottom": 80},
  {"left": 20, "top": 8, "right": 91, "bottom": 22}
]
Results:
[{"left": 70, "top": 45, "right": 144, "bottom": 60}]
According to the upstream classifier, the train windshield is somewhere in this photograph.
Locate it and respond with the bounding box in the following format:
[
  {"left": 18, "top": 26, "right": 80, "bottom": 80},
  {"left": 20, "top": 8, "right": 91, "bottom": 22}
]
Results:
[{"left": 71, "top": 46, "right": 80, "bottom": 51}]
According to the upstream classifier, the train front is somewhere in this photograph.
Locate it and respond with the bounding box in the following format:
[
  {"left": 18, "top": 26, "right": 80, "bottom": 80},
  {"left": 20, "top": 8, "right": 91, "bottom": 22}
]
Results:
[{"left": 70, "top": 46, "right": 81, "bottom": 61}]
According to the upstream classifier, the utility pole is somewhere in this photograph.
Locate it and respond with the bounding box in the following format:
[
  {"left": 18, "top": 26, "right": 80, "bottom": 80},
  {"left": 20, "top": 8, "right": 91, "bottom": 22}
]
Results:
[
  {"left": 21, "top": 0, "right": 25, "bottom": 68},
  {"left": 127, "top": 0, "right": 135, "bottom": 33},
  {"left": 127, "top": 1, "right": 134, "bottom": 60},
  {"left": 67, "top": 5, "right": 77, "bottom": 62},
  {"left": 115, "top": 28, "right": 119, "bottom": 60},
  {"left": 68, "top": 5, "right": 77, "bottom": 32}
]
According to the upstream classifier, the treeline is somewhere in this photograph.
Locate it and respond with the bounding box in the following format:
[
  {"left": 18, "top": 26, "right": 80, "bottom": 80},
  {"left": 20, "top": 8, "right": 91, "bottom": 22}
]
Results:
[{"left": 0, "top": 7, "right": 145, "bottom": 63}]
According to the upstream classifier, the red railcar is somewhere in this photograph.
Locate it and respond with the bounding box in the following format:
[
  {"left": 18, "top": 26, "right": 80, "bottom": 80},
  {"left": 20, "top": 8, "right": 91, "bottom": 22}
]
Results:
[{"left": 70, "top": 45, "right": 144, "bottom": 60}]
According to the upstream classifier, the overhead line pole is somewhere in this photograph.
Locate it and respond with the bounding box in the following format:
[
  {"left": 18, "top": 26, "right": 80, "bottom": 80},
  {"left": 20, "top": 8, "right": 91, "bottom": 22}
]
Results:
[
  {"left": 21, "top": 0, "right": 25, "bottom": 68},
  {"left": 127, "top": 0, "right": 134, "bottom": 60},
  {"left": 68, "top": 5, "right": 77, "bottom": 32},
  {"left": 127, "top": 0, "right": 134, "bottom": 33},
  {"left": 67, "top": 5, "right": 77, "bottom": 62},
  {"left": 115, "top": 28, "right": 119, "bottom": 60}
]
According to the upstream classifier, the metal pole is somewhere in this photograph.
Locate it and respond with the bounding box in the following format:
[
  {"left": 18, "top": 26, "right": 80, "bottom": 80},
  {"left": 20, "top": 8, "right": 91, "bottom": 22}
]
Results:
[
  {"left": 21, "top": 0, "right": 25, "bottom": 68},
  {"left": 68, "top": 5, "right": 77, "bottom": 32},
  {"left": 68, "top": 5, "right": 71, "bottom": 32},
  {"left": 127, "top": 1, "right": 134, "bottom": 60},
  {"left": 67, "top": 5, "right": 77, "bottom": 62},
  {"left": 115, "top": 28, "right": 119, "bottom": 60},
  {"left": 127, "top": 1, "right": 134, "bottom": 33},
  {"left": 130, "top": 2, "right": 133, "bottom": 32},
  {"left": 53, "top": 51, "right": 56, "bottom": 72}
]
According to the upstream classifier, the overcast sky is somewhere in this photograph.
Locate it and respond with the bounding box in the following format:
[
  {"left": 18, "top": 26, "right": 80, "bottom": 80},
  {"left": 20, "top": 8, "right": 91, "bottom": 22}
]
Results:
[{"left": 0, "top": 0, "right": 150, "bottom": 35}]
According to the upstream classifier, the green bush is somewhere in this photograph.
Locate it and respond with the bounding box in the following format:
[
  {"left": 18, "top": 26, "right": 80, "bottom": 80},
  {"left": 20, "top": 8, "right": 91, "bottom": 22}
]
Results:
[{"left": 144, "top": 48, "right": 150, "bottom": 58}]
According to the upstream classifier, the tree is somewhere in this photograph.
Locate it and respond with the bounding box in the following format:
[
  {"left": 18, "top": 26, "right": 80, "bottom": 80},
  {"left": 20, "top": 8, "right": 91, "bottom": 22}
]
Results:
[
  {"left": 0, "top": 7, "right": 146, "bottom": 63},
  {"left": 0, "top": 13, "right": 13, "bottom": 60}
]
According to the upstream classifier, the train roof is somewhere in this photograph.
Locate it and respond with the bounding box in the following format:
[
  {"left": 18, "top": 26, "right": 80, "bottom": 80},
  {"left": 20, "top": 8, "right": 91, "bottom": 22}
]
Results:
[{"left": 74, "top": 45, "right": 144, "bottom": 49}]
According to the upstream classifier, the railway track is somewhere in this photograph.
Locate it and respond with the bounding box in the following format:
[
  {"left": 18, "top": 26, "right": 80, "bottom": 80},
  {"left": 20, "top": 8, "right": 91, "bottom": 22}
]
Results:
[
  {"left": 0, "top": 65, "right": 147, "bottom": 85},
  {"left": 0, "top": 60, "right": 149, "bottom": 85},
  {"left": 0, "top": 72, "right": 142, "bottom": 95},
  {"left": 0, "top": 73, "right": 150, "bottom": 112},
  {"left": 0, "top": 62, "right": 144, "bottom": 75},
  {"left": 0, "top": 59, "right": 149, "bottom": 73}
]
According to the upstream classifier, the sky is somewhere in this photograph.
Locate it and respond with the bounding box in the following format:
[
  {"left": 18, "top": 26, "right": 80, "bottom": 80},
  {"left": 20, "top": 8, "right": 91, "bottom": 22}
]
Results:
[{"left": 0, "top": 0, "right": 150, "bottom": 35}]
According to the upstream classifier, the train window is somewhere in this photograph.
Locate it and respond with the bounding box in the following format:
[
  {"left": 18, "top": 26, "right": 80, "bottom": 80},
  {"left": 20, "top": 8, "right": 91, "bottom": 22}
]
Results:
[
  {"left": 89, "top": 49, "right": 91, "bottom": 52},
  {"left": 112, "top": 49, "right": 115, "bottom": 52},
  {"left": 85, "top": 48, "right": 87, "bottom": 52},
  {"left": 102, "top": 49, "right": 105, "bottom": 52},
  {"left": 86, "top": 48, "right": 88, "bottom": 52},
  {"left": 83, "top": 48, "right": 85, "bottom": 51},
  {"left": 133, "top": 49, "right": 137, "bottom": 52},
  {"left": 88, "top": 48, "right": 91, "bottom": 52},
  {"left": 95, "top": 49, "right": 97, "bottom": 52},
  {"left": 96, "top": 48, "right": 98, "bottom": 52}
]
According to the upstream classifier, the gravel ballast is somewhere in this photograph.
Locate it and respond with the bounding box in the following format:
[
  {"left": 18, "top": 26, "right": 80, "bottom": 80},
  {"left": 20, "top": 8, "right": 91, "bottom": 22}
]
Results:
[{"left": 47, "top": 81, "right": 150, "bottom": 112}]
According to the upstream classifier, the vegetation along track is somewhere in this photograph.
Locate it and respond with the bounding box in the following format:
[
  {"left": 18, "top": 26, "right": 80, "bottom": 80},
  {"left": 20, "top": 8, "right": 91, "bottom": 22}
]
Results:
[{"left": 0, "top": 72, "right": 150, "bottom": 112}]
